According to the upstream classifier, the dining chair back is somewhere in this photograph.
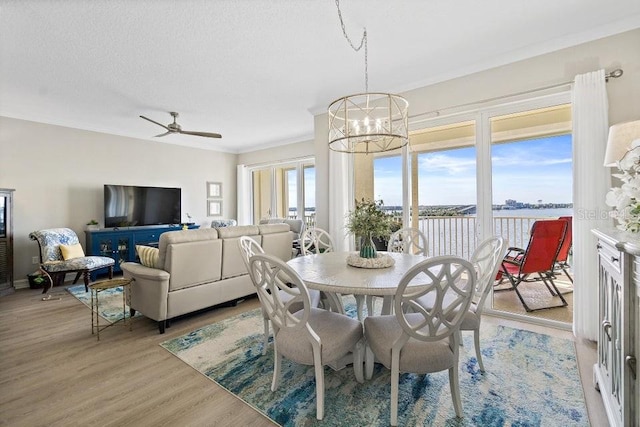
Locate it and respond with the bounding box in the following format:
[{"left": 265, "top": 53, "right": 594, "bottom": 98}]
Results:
[
  {"left": 364, "top": 256, "right": 476, "bottom": 425},
  {"left": 300, "top": 227, "right": 335, "bottom": 255},
  {"left": 239, "top": 236, "right": 321, "bottom": 356},
  {"left": 248, "top": 253, "right": 364, "bottom": 420},
  {"left": 387, "top": 227, "right": 428, "bottom": 256},
  {"left": 413, "top": 237, "right": 506, "bottom": 372},
  {"left": 466, "top": 236, "right": 507, "bottom": 370},
  {"left": 238, "top": 236, "right": 271, "bottom": 354}
]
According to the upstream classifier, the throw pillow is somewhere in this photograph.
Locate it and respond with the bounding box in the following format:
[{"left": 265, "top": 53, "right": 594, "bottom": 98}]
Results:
[
  {"left": 60, "top": 243, "right": 85, "bottom": 260},
  {"left": 136, "top": 245, "right": 159, "bottom": 268}
]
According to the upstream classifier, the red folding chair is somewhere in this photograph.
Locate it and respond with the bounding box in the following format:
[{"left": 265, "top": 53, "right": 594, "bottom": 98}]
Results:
[
  {"left": 553, "top": 216, "right": 573, "bottom": 283},
  {"left": 497, "top": 219, "right": 568, "bottom": 312}
]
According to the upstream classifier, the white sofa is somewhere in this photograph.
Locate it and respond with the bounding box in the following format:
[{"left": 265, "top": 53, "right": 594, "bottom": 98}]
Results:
[{"left": 121, "top": 224, "right": 293, "bottom": 333}]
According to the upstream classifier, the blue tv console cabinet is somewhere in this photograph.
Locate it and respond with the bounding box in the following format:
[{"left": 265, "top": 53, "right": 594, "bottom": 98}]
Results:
[{"left": 85, "top": 224, "right": 200, "bottom": 275}]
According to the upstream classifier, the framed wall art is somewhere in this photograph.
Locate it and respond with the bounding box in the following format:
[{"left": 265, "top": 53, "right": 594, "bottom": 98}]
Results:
[
  {"left": 207, "top": 182, "right": 222, "bottom": 199},
  {"left": 207, "top": 200, "right": 222, "bottom": 217}
]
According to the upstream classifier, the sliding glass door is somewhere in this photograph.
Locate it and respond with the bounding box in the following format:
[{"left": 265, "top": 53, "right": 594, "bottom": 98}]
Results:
[
  {"left": 487, "top": 102, "right": 573, "bottom": 322},
  {"left": 250, "top": 159, "right": 315, "bottom": 226},
  {"left": 398, "top": 92, "right": 573, "bottom": 325}
]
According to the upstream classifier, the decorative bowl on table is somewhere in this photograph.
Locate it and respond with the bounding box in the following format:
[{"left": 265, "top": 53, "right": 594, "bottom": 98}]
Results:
[{"left": 346, "top": 252, "right": 395, "bottom": 269}]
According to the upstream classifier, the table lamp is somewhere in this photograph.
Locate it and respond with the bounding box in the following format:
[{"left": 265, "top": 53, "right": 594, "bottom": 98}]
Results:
[{"left": 603, "top": 119, "right": 640, "bottom": 167}]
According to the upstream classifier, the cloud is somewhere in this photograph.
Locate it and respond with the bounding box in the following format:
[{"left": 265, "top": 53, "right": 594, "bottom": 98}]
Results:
[
  {"left": 492, "top": 154, "right": 571, "bottom": 167},
  {"left": 418, "top": 153, "right": 476, "bottom": 175}
]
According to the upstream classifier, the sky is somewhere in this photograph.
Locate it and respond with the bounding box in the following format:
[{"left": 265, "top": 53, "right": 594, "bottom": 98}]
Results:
[
  {"left": 374, "top": 134, "right": 573, "bottom": 206},
  {"left": 287, "top": 166, "right": 316, "bottom": 210}
]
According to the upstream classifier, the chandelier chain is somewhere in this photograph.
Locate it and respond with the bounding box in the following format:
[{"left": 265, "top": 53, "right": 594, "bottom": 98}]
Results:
[{"left": 334, "top": 0, "right": 368, "bottom": 92}]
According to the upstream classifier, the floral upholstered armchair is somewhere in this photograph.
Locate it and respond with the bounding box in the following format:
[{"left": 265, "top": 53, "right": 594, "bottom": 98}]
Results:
[{"left": 29, "top": 228, "right": 114, "bottom": 294}]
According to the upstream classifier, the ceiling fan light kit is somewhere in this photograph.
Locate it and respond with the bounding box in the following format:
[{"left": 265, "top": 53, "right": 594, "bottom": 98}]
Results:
[
  {"left": 327, "top": 0, "right": 409, "bottom": 154},
  {"left": 140, "top": 111, "right": 222, "bottom": 139}
]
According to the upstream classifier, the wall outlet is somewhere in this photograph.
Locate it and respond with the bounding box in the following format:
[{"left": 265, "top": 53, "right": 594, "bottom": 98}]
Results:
[{"left": 32, "top": 256, "right": 39, "bottom": 264}]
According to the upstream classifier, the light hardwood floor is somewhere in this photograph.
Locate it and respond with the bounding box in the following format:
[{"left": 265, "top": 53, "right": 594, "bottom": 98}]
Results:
[{"left": 1, "top": 286, "right": 606, "bottom": 426}]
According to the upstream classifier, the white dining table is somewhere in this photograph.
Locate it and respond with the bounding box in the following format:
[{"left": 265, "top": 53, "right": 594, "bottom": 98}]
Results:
[{"left": 287, "top": 251, "right": 430, "bottom": 318}]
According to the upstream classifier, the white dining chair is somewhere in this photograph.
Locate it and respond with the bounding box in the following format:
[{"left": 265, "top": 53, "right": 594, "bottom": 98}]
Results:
[
  {"left": 248, "top": 253, "right": 364, "bottom": 421},
  {"left": 414, "top": 236, "right": 506, "bottom": 372},
  {"left": 300, "top": 227, "right": 335, "bottom": 255},
  {"left": 364, "top": 256, "right": 476, "bottom": 425},
  {"left": 300, "top": 227, "right": 376, "bottom": 319},
  {"left": 387, "top": 227, "right": 429, "bottom": 256},
  {"left": 239, "top": 236, "right": 321, "bottom": 355},
  {"left": 366, "top": 227, "right": 429, "bottom": 317},
  {"left": 463, "top": 236, "right": 507, "bottom": 371}
]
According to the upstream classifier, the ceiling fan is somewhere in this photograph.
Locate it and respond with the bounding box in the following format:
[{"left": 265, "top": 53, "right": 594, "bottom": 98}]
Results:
[{"left": 139, "top": 111, "right": 222, "bottom": 139}]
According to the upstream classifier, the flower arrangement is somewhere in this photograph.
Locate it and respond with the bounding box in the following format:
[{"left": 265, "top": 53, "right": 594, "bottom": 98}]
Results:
[
  {"left": 605, "top": 146, "right": 640, "bottom": 232},
  {"left": 345, "top": 198, "right": 393, "bottom": 258}
]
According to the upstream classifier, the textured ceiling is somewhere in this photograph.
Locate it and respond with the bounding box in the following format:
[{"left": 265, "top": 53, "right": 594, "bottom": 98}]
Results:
[{"left": 2, "top": 1, "right": 640, "bottom": 153}]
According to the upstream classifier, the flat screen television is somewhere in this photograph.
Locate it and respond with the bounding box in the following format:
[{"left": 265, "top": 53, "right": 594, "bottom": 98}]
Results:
[{"left": 104, "top": 184, "right": 181, "bottom": 228}]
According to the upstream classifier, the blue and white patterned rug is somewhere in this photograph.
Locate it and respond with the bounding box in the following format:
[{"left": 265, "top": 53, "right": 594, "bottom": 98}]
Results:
[
  {"left": 66, "top": 284, "right": 137, "bottom": 323},
  {"left": 160, "top": 301, "right": 589, "bottom": 426}
]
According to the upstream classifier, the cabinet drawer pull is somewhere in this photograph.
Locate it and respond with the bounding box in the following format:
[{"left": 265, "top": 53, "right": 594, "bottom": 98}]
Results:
[
  {"left": 627, "top": 355, "right": 637, "bottom": 380},
  {"left": 602, "top": 320, "right": 612, "bottom": 341},
  {"left": 610, "top": 256, "right": 619, "bottom": 263}
]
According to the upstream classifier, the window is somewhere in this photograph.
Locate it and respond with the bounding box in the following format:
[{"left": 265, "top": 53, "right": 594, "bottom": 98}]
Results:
[{"left": 249, "top": 159, "right": 315, "bottom": 226}]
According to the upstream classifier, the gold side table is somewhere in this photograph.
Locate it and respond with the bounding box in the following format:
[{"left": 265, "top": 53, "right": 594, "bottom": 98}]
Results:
[{"left": 89, "top": 278, "right": 133, "bottom": 341}]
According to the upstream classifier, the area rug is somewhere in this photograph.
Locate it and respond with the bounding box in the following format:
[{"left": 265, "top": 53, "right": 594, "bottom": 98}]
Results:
[
  {"left": 66, "top": 284, "right": 136, "bottom": 323},
  {"left": 493, "top": 275, "right": 574, "bottom": 324},
  {"left": 160, "top": 301, "right": 589, "bottom": 426}
]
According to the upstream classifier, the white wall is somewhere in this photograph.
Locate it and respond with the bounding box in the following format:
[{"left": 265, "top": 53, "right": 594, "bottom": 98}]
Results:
[
  {"left": 237, "top": 140, "right": 314, "bottom": 166},
  {"left": 313, "top": 28, "right": 640, "bottom": 231},
  {"left": 0, "top": 117, "right": 238, "bottom": 284}
]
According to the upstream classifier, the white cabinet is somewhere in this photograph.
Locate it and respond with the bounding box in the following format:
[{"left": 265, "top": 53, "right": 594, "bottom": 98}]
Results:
[{"left": 593, "top": 229, "right": 638, "bottom": 427}]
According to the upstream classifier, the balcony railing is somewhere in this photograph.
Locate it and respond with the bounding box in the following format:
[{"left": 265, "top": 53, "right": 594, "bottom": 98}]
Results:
[
  {"left": 418, "top": 215, "right": 546, "bottom": 259},
  {"left": 288, "top": 214, "right": 316, "bottom": 230},
  {"left": 291, "top": 212, "right": 549, "bottom": 260}
]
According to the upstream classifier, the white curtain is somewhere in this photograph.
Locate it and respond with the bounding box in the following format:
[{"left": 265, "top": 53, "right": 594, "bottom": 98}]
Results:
[
  {"left": 236, "top": 164, "right": 252, "bottom": 225},
  {"left": 328, "top": 150, "right": 354, "bottom": 251},
  {"left": 572, "top": 69, "right": 611, "bottom": 341}
]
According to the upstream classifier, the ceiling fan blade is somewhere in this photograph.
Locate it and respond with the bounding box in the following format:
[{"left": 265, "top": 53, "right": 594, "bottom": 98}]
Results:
[
  {"left": 140, "top": 115, "right": 170, "bottom": 130},
  {"left": 179, "top": 130, "right": 222, "bottom": 139},
  {"left": 154, "top": 131, "right": 171, "bottom": 137}
]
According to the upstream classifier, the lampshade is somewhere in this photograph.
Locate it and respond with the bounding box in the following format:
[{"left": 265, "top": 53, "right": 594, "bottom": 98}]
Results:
[
  {"left": 603, "top": 119, "right": 640, "bottom": 167},
  {"left": 328, "top": 92, "right": 409, "bottom": 154}
]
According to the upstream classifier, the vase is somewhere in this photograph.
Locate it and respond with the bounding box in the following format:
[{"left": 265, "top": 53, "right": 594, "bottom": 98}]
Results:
[{"left": 359, "top": 234, "right": 377, "bottom": 259}]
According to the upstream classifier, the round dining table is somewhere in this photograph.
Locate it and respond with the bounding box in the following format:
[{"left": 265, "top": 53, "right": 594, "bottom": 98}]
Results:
[{"left": 286, "top": 251, "right": 430, "bottom": 318}]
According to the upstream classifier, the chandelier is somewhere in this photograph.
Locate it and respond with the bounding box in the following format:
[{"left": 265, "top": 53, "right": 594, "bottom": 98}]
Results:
[{"left": 328, "top": 0, "right": 409, "bottom": 154}]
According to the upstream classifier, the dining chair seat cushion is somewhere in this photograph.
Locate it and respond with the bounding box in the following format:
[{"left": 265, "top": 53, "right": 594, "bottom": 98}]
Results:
[
  {"left": 277, "top": 308, "right": 363, "bottom": 365},
  {"left": 364, "top": 313, "right": 455, "bottom": 373}
]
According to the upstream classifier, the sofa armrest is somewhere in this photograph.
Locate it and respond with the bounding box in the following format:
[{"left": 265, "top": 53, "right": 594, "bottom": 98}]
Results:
[{"left": 121, "top": 262, "right": 170, "bottom": 322}]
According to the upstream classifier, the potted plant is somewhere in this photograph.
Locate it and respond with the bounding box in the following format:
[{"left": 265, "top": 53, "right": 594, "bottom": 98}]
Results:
[
  {"left": 373, "top": 218, "right": 402, "bottom": 251},
  {"left": 345, "top": 198, "right": 393, "bottom": 258},
  {"left": 27, "top": 271, "right": 51, "bottom": 289},
  {"left": 86, "top": 219, "right": 99, "bottom": 231}
]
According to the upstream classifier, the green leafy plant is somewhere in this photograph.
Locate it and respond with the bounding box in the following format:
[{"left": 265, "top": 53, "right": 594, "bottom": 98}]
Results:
[
  {"left": 87, "top": 219, "right": 99, "bottom": 225},
  {"left": 345, "top": 198, "right": 393, "bottom": 239}
]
